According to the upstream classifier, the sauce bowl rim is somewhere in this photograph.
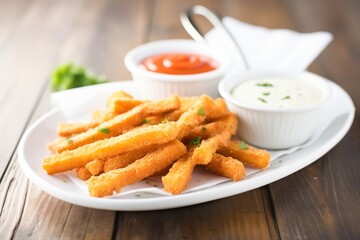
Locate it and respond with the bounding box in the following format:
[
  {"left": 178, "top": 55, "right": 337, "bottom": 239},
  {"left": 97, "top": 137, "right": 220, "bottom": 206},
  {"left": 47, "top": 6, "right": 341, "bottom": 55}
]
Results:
[
  {"left": 124, "top": 39, "right": 232, "bottom": 82},
  {"left": 218, "top": 70, "right": 332, "bottom": 113}
]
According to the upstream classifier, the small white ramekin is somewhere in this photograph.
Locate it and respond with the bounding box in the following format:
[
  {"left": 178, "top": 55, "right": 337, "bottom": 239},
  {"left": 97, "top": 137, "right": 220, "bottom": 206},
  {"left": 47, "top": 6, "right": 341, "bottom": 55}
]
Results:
[
  {"left": 219, "top": 71, "right": 331, "bottom": 149},
  {"left": 124, "top": 39, "right": 231, "bottom": 99}
]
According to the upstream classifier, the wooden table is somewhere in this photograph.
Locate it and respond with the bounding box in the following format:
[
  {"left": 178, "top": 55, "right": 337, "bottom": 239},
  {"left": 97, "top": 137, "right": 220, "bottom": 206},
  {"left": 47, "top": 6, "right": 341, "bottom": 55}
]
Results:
[{"left": 1, "top": 0, "right": 359, "bottom": 239}]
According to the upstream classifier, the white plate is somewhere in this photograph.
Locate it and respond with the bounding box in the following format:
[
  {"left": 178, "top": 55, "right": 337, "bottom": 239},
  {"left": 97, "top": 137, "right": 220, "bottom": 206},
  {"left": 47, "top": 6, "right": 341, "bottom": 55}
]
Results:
[{"left": 18, "top": 80, "right": 355, "bottom": 211}]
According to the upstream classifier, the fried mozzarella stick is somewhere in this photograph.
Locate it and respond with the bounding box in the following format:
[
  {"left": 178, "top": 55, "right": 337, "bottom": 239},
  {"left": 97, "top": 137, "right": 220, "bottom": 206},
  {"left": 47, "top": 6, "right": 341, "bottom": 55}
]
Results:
[
  {"left": 92, "top": 110, "right": 118, "bottom": 122},
  {"left": 206, "top": 98, "right": 228, "bottom": 120},
  {"left": 106, "top": 90, "right": 144, "bottom": 114},
  {"left": 53, "top": 95, "right": 180, "bottom": 153},
  {"left": 191, "top": 114, "right": 237, "bottom": 165},
  {"left": 85, "top": 159, "right": 104, "bottom": 176},
  {"left": 217, "top": 141, "right": 270, "bottom": 169},
  {"left": 206, "top": 154, "right": 246, "bottom": 181},
  {"left": 76, "top": 167, "right": 92, "bottom": 181},
  {"left": 103, "top": 143, "right": 161, "bottom": 172},
  {"left": 176, "top": 95, "right": 214, "bottom": 140},
  {"left": 163, "top": 114, "right": 238, "bottom": 194},
  {"left": 184, "top": 114, "right": 236, "bottom": 140},
  {"left": 57, "top": 122, "right": 100, "bottom": 138},
  {"left": 162, "top": 150, "right": 195, "bottom": 194},
  {"left": 42, "top": 122, "right": 178, "bottom": 174},
  {"left": 87, "top": 139, "right": 186, "bottom": 197},
  {"left": 109, "top": 98, "right": 144, "bottom": 114}
]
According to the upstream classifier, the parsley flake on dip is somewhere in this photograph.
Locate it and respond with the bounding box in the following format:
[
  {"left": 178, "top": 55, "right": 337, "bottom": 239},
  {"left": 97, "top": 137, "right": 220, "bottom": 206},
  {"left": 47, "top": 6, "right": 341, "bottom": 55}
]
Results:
[{"left": 232, "top": 77, "right": 324, "bottom": 109}]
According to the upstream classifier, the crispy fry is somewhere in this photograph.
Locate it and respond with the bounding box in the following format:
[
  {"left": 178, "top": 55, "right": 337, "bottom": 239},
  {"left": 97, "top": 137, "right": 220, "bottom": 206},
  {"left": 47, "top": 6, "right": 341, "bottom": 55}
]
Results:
[
  {"left": 92, "top": 110, "right": 118, "bottom": 122},
  {"left": 163, "top": 114, "right": 238, "bottom": 194},
  {"left": 162, "top": 150, "right": 195, "bottom": 194},
  {"left": 85, "top": 159, "right": 104, "bottom": 176},
  {"left": 53, "top": 95, "right": 180, "bottom": 153},
  {"left": 103, "top": 144, "right": 161, "bottom": 172},
  {"left": 106, "top": 91, "right": 144, "bottom": 114},
  {"left": 109, "top": 98, "right": 144, "bottom": 114},
  {"left": 206, "top": 98, "right": 228, "bottom": 120},
  {"left": 179, "top": 97, "right": 200, "bottom": 111},
  {"left": 48, "top": 137, "right": 64, "bottom": 154},
  {"left": 42, "top": 122, "right": 178, "bottom": 174},
  {"left": 76, "top": 167, "right": 92, "bottom": 181},
  {"left": 176, "top": 95, "right": 213, "bottom": 139},
  {"left": 43, "top": 91, "right": 270, "bottom": 197},
  {"left": 191, "top": 114, "right": 237, "bottom": 165},
  {"left": 217, "top": 141, "right": 270, "bottom": 169},
  {"left": 106, "top": 90, "right": 133, "bottom": 107},
  {"left": 87, "top": 139, "right": 186, "bottom": 197},
  {"left": 206, "top": 154, "right": 246, "bottom": 181},
  {"left": 57, "top": 122, "right": 100, "bottom": 137},
  {"left": 185, "top": 114, "right": 236, "bottom": 140}
]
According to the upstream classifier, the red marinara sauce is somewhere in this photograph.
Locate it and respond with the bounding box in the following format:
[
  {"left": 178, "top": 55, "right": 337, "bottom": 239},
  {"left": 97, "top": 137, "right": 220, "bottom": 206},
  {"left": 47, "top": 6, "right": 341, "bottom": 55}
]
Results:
[{"left": 140, "top": 53, "right": 219, "bottom": 75}]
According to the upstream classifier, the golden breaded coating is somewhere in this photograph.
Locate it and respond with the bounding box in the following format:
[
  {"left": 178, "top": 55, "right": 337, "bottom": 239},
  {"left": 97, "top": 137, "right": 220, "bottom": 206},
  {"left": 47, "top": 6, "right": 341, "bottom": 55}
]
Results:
[
  {"left": 191, "top": 114, "right": 237, "bottom": 165},
  {"left": 105, "top": 90, "right": 135, "bottom": 113},
  {"left": 53, "top": 95, "right": 180, "bottom": 153},
  {"left": 176, "top": 95, "right": 213, "bottom": 139},
  {"left": 87, "top": 139, "right": 186, "bottom": 197},
  {"left": 57, "top": 122, "right": 100, "bottom": 138},
  {"left": 162, "top": 150, "right": 195, "bottom": 194},
  {"left": 103, "top": 144, "right": 161, "bottom": 172},
  {"left": 218, "top": 141, "right": 270, "bottom": 169},
  {"left": 76, "top": 167, "right": 92, "bottom": 181},
  {"left": 92, "top": 110, "right": 118, "bottom": 122},
  {"left": 206, "top": 154, "right": 246, "bottom": 181},
  {"left": 206, "top": 98, "right": 228, "bottom": 120},
  {"left": 109, "top": 98, "right": 144, "bottom": 114},
  {"left": 106, "top": 90, "right": 133, "bottom": 106},
  {"left": 43, "top": 91, "right": 271, "bottom": 197},
  {"left": 42, "top": 122, "right": 178, "bottom": 174},
  {"left": 85, "top": 159, "right": 104, "bottom": 176}
]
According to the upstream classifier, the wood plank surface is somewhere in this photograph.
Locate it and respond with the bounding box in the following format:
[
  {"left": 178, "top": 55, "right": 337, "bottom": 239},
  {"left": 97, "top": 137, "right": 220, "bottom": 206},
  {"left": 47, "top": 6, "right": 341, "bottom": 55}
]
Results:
[
  {"left": 0, "top": 0, "right": 149, "bottom": 239},
  {"left": 267, "top": 0, "right": 360, "bottom": 239},
  {"left": 0, "top": 0, "right": 358, "bottom": 239},
  {"left": 0, "top": 0, "right": 84, "bottom": 177},
  {"left": 114, "top": 189, "right": 276, "bottom": 240}
]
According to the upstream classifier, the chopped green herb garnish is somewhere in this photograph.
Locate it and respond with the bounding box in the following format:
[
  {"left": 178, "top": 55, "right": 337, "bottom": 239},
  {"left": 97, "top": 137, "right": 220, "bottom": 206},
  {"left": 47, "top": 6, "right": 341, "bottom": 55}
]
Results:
[
  {"left": 190, "top": 136, "right": 202, "bottom": 147},
  {"left": 161, "top": 118, "right": 169, "bottom": 123},
  {"left": 258, "top": 98, "right": 268, "bottom": 103},
  {"left": 256, "top": 82, "right": 273, "bottom": 87},
  {"left": 201, "top": 127, "right": 207, "bottom": 131},
  {"left": 239, "top": 141, "right": 249, "bottom": 150},
  {"left": 262, "top": 92, "right": 270, "bottom": 96},
  {"left": 141, "top": 119, "right": 149, "bottom": 125},
  {"left": 65, "top": 137, "right": 73, "bottom": 143},
  {"left": 135, "top": 194, "right": 141, "bottom": 198},
  {"left": 198, "top": 107, "right": 205, "bottom": 116},
  {"left": 282, "top": 96, "right": 291, "bottom": 100},
  {"left": 50, "top": 63, "right": 108, "bottom": 92},
  {"left": 98, "top": 128, "right": 110, "bottom": 134}
]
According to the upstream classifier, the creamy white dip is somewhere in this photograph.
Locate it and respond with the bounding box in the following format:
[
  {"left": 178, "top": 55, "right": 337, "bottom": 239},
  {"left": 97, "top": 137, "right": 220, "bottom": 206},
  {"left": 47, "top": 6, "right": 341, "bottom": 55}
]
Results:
[{"left": 232, "top": 77, "right": 323, "bottom": 109}]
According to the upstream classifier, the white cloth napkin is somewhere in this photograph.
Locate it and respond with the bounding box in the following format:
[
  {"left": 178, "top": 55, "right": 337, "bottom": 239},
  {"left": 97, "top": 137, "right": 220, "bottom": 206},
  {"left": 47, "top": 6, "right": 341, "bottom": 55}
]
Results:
[{"left": 205, "top": 17, "right": 333, "bottom": 71}]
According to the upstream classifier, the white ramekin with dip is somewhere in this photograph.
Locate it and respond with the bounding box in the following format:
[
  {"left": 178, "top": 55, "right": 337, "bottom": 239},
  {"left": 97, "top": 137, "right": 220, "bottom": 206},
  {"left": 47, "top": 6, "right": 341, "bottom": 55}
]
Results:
[
  {"left": 219, "top": 71, "right": 331, "bottom": 149},
  {"left": 125, "top": 39, "right": 231, "bottom": 99}
]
